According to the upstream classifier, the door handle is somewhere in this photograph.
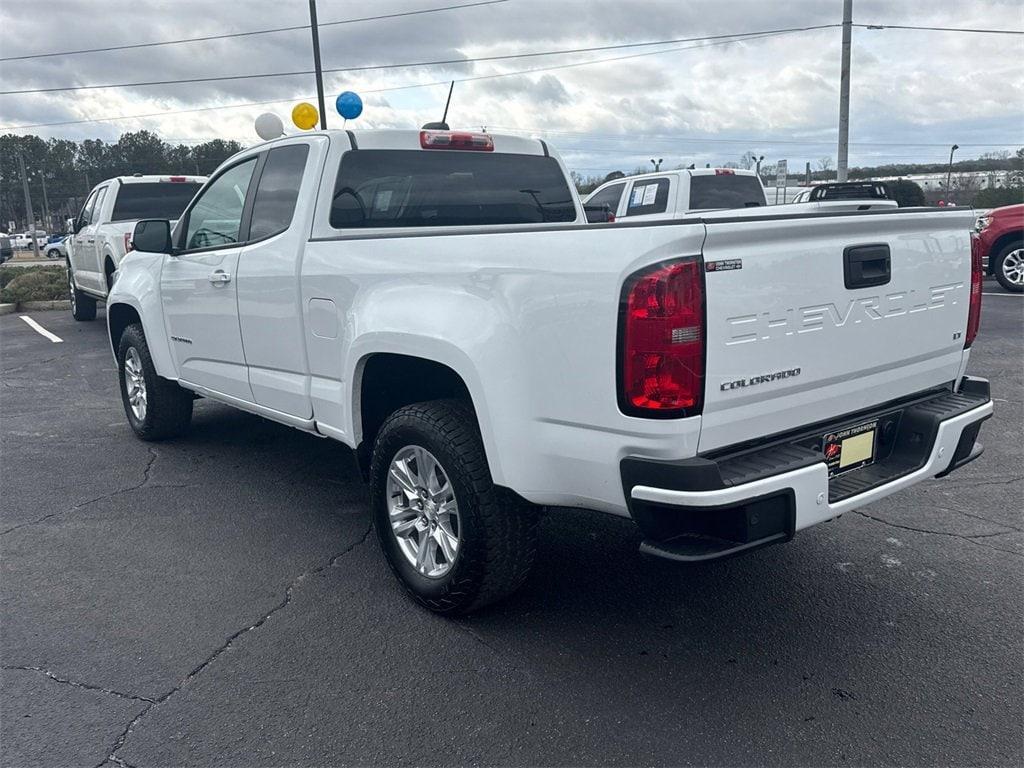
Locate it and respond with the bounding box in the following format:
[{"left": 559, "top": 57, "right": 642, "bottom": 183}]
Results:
[
  {"left": 208, "top": 270, "right": 231, "bottom": 285},
  {"left": 86, "top": 238, "right": 95, "bottom": 244}
]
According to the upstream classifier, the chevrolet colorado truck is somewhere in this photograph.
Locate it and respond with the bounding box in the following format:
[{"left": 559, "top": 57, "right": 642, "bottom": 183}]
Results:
[
  {"left": 67, "top": 174, "right": 204, "bottom": 320},
  {"left": 107, "top": 128, "right": 992, "bottom": 614}
]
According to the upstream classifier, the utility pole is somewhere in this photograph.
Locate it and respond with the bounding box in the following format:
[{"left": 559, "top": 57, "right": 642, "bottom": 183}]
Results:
[
  {"left": 16, "top": 148, "right": 41, "bottom": 259},
  {"left": 836, "top": 0, "right": 853, "bottom": 182},
  {"left": 308, "top": 0, "right": 327, "bottom": 130},
  {"left": 40, "top": 172, "right": 51, "bottom": 231},
  {"left": 945, "top": 144, "right": 959, "bottom": 203}
]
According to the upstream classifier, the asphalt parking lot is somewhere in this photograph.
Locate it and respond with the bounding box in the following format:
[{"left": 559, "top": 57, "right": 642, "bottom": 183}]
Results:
[{"left": 1, "top": 292, "right": 1021, "bottom": 768}]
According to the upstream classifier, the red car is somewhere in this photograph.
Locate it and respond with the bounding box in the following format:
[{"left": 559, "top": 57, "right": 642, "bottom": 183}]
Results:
[{"left": 975, "top": 203, "right": 1023, "bottom": 292}]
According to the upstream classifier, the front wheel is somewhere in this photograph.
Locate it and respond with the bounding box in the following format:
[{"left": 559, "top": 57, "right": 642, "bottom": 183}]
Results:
[
  {"left": 117, "top": 323, "right": 193, "bottom": 440},
  {"left": 67, "top": 263, "right": 96, "bottom": 321},
  {"left": 47, "top": 248, "right": 61, "bottom": 259},
  {"left": 994, "top": 242, "right": 1024, "bottom": 293},
  {"left": 370, "top": 399, "right": 539, "bottom": 615}
]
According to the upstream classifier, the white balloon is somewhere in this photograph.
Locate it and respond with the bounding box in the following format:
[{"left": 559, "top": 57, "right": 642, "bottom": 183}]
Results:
[{"left": 254, "top": 112, "right": 284, "bottom": 141}]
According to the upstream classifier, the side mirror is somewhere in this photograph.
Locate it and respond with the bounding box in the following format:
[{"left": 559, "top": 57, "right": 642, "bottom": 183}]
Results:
[
  {"left": 65, "top": 218, "right": 75, "bottom": 235},
  {"left": 132, "top": 219, "right": 173, "bottom": 254}
]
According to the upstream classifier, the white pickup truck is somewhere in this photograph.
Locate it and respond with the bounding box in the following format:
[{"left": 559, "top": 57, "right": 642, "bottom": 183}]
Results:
[
  {"left": 108, "top": 128, "right": 991, "bottom": 614},
  {"left": 584, "top": 168, "right": 897, "bottom": 221},
  {"left": 67, "top": 174, "right": 204, "bottom": 320}
]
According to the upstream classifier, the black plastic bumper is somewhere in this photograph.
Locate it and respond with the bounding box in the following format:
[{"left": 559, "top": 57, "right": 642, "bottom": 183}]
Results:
[{"left": 623, "top": 378, "right": 992, "bottom": 563}]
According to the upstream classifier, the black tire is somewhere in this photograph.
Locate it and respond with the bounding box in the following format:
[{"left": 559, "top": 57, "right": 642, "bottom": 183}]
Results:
[
  {"left": 67, "top": 262, "right": 96, "bottom": 321},
  {"left": 117, "top": 323, "right": 193, "bottom": 441},
  {"left": 370, "top": 399, "right": 539, "bottom": 615},
  {"left": 993, "top": 241, "right": 1024, "bottom": 293}
]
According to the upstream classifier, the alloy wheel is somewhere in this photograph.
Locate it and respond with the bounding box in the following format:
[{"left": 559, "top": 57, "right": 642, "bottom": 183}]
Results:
[
  {"left": 385, "top": 445, "right": 461, "bottom": 578},
  {"left": 1002, "top": 248, "right": 1024, "bottom": 288},
  {"left": 123, "top": 347, "right": 148, "bottom": 421}
]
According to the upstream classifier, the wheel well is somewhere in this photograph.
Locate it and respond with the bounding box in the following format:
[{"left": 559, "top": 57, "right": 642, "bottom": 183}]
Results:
[
  {"left": 108, "top": 303, "right": 141, "bottom": 355},
  {"left": 987, "top": 231, "right": 1023, "bottom": 274},
  {"left": 104, "top": 256, "right": 116, "bottom": 287},
  {"left": 356, "top": 353, "right": 473, "bottom": 478}
]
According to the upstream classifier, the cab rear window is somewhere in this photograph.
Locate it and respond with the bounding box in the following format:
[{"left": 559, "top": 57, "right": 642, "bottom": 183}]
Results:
[
  {"left": 688, "top": 174, "right": 766, "bottom": 209},
  {"left": 111, "top": 182, "right": 202, "bottom": 222},
  {"left": 329, "top": 150, "right": 576, "bottom": 229}
]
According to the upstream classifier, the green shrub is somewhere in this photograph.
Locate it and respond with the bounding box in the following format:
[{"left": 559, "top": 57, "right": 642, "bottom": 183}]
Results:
[
  {"left": 972, "top": 186, "right": 1024, "bottom": 209},
  {"left": 887, "top": 179, "right": 926, "bottom": 207},
  {"left": 0, "top": 266, "right": 68, "bottom": 304}
]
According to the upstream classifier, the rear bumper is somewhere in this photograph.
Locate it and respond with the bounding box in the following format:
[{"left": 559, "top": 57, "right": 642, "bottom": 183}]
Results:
[{"left": 622, "top": 377, "right": 993, "bottom": 562}]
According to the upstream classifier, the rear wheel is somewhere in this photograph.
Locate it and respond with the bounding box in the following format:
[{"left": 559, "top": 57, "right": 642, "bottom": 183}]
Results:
[
  {"left": 67, "top": 262, "right": 96, "bottom": 321},
  {"left": 994, "top": 242, "right": 1024, "bottom": 293},
  {"left": 370, "top": 399, "right": 539, "bottom": 614},
  {"left": 117, "top": 323, "right": 193, "bottom": 440}
]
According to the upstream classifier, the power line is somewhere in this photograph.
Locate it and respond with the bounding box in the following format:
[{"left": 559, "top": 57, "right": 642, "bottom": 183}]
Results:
[
  {"left": 489, "top": 125, "right": 1022, "bottom": 148},
  {"left": 856, "top": 23, "right": 1024, "bottom": 35},
  {"left": 0, "top": 0, "right": 509, "bottom": 63},
  {"left": 0, "top": 25, "right": 839, "bottom": 96}
]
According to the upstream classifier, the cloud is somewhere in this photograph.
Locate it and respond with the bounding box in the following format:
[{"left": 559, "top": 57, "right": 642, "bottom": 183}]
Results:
[{"left": 0, "top": 0, "right": 1020, "bottom": 175}]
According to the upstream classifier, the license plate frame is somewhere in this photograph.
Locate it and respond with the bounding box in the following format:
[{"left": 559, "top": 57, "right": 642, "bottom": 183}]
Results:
[{"left": 822, "top": 420, "right": 878, "bottom": 477}]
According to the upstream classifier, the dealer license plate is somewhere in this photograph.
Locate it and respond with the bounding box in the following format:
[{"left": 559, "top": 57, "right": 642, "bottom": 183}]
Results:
[{"left": 823, "top": 421, "right": 877, "bottom": 477}]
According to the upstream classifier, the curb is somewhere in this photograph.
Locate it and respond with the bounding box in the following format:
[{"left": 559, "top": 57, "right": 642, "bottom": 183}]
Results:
[
  {"left": 0, "top": 303, "right": 15, "bottom": 315},
  {"left": 19, "top": 300, "right": 71, "bottom": 311}
]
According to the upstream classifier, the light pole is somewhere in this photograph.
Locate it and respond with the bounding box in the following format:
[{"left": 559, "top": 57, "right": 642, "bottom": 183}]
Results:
[
  {"left": 650, "top": 158, "right": 663, "bottom": 171},
  {"left": 752, "top": 153, "right": 765, "bottom": 180},
  {"left": 308, "top": 0, "right": 327, "bottom": 130},
  {"left": 945, "top": 144, "right": 959, "bottom": 203}
]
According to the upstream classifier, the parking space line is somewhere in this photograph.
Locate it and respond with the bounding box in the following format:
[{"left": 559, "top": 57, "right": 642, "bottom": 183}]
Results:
[{"left": 19, "top": 315, "right": 64, "bottom": 343}]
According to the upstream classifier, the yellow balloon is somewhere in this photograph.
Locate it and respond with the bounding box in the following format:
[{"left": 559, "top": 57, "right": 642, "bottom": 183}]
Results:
[{"left": 291, "top": 102, "right": 319, "bottom": 130}]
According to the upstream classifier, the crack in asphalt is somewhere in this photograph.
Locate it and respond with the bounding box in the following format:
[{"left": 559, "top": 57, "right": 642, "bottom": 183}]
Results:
[
  {"left": 853, "top": 510, "right": 1023, "bottom": 557},
  {"left": 951, "top": 476, "right": 1023, "bottom": 489},
  {"left": 98, "top": 522, "right": 373, "bottom": 768},
  {"left": 0, "top": 448, "right": 161, "bottom": 537},
  {"left": 1, "top": 665, "right": 156, "bottom": 704}
]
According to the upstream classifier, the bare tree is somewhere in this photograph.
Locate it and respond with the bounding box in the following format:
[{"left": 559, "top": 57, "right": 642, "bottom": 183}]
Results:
[{"left": 817, "top": 156, "right": 834, "bottom": 173}]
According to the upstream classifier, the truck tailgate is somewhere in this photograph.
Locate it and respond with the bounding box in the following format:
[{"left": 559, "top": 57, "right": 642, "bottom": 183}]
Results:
[{"left": 698, "top": 209, "right": 975, "bottom": 452}]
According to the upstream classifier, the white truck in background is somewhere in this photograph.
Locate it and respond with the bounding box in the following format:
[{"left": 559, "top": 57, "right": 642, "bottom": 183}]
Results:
[
  {"left": 107, "top": 128, "right": 990, "bottom": 614},
  {"left": 67, "top": 174, "right": 204, "bottom": 320},
  {"left": 584, "top": 168, "right": 897, "bottom": 222}
]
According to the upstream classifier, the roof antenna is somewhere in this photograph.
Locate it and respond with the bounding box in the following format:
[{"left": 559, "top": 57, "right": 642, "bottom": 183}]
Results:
[{"left": 422, "top": 81, "right": 454, "bottom": 130}]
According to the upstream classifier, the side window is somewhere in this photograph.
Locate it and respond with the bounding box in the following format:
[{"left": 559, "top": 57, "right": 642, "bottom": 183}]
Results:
[
  {"left": 248, "top": 144, "right": 309, "bottom": 241},
  {"left": 79, "top": 190, "right": 98, "bottom": 226},
  {"left": 588, "top": 182, "right": 625, "bottom": 213},
  {"left": 183, "top": 157, "right": 258, "bottom": 250},
  {"left": 91, "top": 187, "right": 108, "bottom": 224},
  {"left": 623, "top": 178, "right": 670, "bottom": 217}
]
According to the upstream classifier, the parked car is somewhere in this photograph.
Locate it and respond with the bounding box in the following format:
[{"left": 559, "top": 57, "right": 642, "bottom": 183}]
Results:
[
  {"left": 0, "top": 234, "right": 12, "bottom": 264},
  {"left": 108, "top": 128, "right": 990, "bottom": 614},
  {"left": 66, "top": 174, "right": 205, "bottom": 317},
  {"left": 974, "top": 203, "right": 1023, "bottom": 292},
  {"left": 584, "top": 169, "right": 896, "bottom": 221},
  {"left": 10, "top": 231, "right": 47, "bottom": 250},
  {"left": 45, "top": 235, "right": 69, "bottom": 259}
]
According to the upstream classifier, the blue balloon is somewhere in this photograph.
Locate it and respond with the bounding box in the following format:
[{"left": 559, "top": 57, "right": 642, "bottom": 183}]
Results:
[{"left": 336, "top": 91, "right": 363, "bottom": 120}]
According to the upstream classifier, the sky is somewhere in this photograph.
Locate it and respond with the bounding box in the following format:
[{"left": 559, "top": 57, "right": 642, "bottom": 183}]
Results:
[{"left": 1, "top": 0, "right": 1022, "bottom": 176}]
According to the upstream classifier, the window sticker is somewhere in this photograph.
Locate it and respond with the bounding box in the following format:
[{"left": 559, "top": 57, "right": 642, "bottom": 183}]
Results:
[
  {"left": 630, "top": 186, "right": 645, "bottom": 206},
  {"left": 375, "top": 190, "right": 393, "bottom": 212},
  {"left": 642, "top": 184, "right": 658, "bottom": 206}
]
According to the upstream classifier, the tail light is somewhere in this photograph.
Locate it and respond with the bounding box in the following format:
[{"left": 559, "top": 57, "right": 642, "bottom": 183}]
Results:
[
  {"left": 620, "top": 258, "right": 705, "bottom": 416},
  {"left": 420, "top": 130, "right": 494, "bottom": 151},
  {"left": 714, "top": 169, "right": 735, "bottom": 175},
  {"left": 124, "top": 233, "right": 134, "bottom": 253},
  {"left": 167, "top": 176, "right": 187, "bottom": 182},
  {"left": 965, "top": 234, "right": 983, "bottom": 348}
]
